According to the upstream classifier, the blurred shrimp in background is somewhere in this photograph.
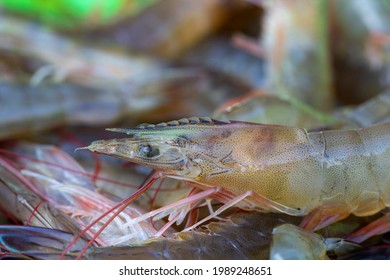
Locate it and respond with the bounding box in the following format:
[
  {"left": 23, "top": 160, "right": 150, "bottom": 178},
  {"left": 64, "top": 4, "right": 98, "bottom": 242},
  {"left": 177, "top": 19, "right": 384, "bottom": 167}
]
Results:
[{"left": 1, "top": 0, "right": 390, "bottom": 260}]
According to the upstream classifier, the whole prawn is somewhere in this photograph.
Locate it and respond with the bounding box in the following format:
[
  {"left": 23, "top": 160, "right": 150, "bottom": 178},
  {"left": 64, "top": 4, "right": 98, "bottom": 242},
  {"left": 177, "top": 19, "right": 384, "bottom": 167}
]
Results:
[{"left": 86, "top": 117, "right": 390, "bottom": 232}]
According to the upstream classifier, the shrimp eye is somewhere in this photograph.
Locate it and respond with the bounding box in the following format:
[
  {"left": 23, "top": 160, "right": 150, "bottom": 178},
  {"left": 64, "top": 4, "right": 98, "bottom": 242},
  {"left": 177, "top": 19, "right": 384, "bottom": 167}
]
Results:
[{"left": 139, "top": 144, "right": 160, "bottom": 158}]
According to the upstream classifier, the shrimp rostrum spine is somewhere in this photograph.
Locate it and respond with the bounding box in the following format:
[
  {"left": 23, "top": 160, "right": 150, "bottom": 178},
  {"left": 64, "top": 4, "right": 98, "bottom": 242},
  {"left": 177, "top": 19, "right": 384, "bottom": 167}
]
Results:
[{"left": 86, "top": 117, "right": 390, "bottom": 222}]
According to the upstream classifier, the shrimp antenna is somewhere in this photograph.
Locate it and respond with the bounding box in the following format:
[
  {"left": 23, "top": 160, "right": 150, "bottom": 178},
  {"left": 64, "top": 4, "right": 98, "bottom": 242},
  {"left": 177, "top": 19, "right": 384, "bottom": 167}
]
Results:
[{"left": 60, "top": 171, "right": 160, "bottom": 259}]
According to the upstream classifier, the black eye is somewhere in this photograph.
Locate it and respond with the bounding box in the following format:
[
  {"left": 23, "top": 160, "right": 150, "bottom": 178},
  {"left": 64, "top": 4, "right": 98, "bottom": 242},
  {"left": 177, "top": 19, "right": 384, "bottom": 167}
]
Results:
[{"left": 139, "top": 144, "right": 160, "bottom": 158}]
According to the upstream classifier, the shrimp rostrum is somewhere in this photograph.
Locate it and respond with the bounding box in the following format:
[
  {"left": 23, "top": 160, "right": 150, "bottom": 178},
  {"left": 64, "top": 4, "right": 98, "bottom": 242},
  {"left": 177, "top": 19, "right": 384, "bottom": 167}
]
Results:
[{"left": 86, "top": 117, "right": 390, "bottom": 233}]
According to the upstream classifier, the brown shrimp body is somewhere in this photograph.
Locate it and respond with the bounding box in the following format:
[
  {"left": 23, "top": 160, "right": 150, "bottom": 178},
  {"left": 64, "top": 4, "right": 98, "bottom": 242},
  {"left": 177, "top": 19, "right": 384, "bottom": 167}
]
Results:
[{"left": 86, "top": 118, "right": 390, "bottom": 217}]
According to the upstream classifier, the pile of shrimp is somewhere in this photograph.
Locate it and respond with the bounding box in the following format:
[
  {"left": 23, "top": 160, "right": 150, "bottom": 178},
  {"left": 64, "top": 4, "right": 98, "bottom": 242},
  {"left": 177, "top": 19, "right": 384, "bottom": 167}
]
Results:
[{"left": 1, "top": 0, "right": 390, "bottom": 260}]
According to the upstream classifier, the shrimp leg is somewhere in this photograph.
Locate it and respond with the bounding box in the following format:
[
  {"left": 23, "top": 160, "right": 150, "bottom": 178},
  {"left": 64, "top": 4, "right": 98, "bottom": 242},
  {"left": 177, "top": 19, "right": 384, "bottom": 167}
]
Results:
[
  {"left": 299, "top": 202, "right": 351, "bottom": 231},
  {"left": 346, "top": 213, "right": 390, "bottom": 243},
  {"left": 183, "top": 190, "right": 303, "bottom": 232}
]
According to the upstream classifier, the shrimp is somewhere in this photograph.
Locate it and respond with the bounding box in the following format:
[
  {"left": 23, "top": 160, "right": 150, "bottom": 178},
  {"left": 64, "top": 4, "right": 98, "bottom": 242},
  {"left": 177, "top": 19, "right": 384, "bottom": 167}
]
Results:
[
  {"left": 260, "top": 0, "right": 334, "bottom": 111},
  {"left": 85, "top": 117, "right": 390, "bottom": 232},
  {"left": 0, "top": 212, "right": 301, "bottom": 260}
]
